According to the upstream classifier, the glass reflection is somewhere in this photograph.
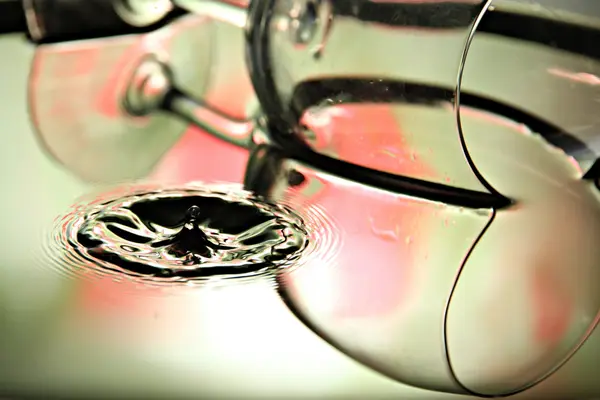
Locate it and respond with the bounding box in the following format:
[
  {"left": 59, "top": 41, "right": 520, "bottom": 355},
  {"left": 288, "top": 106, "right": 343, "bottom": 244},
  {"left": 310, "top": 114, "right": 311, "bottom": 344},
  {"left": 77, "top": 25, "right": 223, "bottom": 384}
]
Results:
[
  {"left": 250, "top": 0, "right": 490, "bottom": 192},
  {"left": 449, "top": 0, "right": 600, "bottom": 396},
  {"left": 3, "top": 0, "right": 600, "bottom": 398}
]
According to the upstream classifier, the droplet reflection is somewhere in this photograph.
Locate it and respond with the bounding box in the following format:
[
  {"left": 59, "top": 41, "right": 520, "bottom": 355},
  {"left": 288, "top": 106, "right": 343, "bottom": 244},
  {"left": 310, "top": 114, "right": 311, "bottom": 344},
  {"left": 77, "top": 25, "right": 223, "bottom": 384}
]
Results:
[{"left": 43, "top": 183, "right": 313, "bottom": 286}]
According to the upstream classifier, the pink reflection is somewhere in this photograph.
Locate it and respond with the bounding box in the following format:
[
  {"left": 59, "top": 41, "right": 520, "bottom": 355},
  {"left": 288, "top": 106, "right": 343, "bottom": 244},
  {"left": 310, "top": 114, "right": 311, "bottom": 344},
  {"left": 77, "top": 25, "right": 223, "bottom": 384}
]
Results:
[
  {"left": 457, "top": 106, "right": 576, "bottom": 346},
  {"left": 51, "top": 47, "right": 100, "bottom": 79},
  {"left": 94, "top": 22, "right": 192, "bottom": 118},
  {"left": 287, "top": 104, "right": 436, "bottom": 318},
  {"left": 282, "top": 174, "right": 420, "bottom": 319},
  {"left": 78, "top": 277, "right": 161, "bottom": 317},
  {"left": 35, "top": 14, "right": 578, "bottom": 350},
  {"left": 548, "top": 68, "right": 600, "bottom": 86},
  {"left": 66, "top": 129, "right": 248, "bottom": 328},
  {"left": 70, "top": 274, "right": 215, "bottom": 346},
  {"left": 31, "top": 17, "right": 209, "bottom": 122},
  {"left": 32, "top": 18, "right": 251, "bottom": 326},
  {"left": 149, "top": 126, "right": 248, "bottom": 183},
  {"left": 104, "top": 103, "right": 429, "bottom": 321},
  {"left": 532, "top": 263, "right": 573, "bottom": 346},
  {"left": 288, "top": 102, "right": 578, "bottom": 352},
  {"left": 303, "top": 104, "right": 437, "bottom": 179}
]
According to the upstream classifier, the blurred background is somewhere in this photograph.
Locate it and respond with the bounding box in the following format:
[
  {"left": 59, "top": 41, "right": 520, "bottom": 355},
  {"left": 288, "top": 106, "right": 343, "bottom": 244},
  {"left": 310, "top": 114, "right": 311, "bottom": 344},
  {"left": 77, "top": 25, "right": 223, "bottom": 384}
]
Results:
[{"left": 0, "top": 1, "right": 599, "bottom": 399}]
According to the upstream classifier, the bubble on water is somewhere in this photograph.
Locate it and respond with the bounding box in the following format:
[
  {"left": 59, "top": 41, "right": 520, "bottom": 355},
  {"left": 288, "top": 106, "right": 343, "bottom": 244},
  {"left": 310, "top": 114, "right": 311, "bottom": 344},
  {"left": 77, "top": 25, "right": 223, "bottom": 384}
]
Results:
[{"left": 38, "top": 182, "right": 320, "bottom": 287}]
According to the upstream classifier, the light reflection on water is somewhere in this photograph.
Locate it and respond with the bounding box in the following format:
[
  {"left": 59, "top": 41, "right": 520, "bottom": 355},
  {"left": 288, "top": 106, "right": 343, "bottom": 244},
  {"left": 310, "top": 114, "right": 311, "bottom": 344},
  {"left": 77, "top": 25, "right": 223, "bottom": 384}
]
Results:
[
  {"left": 40, "top": 182, "right": 320, "bottom": 286},
  {"left": 0, "top": 36, "right": 422, "bottom": 400},
  {"left": 0, "top": 35, "right": 397, "bottom": 400},
  {"left": 1, "top": 28, "right": 599, "bottom": 399}
]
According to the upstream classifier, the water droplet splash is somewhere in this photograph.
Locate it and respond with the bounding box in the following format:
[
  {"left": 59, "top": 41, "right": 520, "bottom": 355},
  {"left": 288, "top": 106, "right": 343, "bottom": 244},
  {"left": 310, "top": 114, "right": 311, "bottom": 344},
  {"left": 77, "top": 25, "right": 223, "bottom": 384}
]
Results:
[{"left": 42, "top": 183, "right": 313, "bottom": 286}]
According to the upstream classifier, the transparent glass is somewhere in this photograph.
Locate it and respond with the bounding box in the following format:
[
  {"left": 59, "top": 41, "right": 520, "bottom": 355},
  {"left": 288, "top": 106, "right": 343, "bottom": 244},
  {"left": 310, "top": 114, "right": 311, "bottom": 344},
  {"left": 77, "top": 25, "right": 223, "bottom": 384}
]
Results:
[
  {"left": 450, "top": 0, "right": 600, "bottom": 395},
  {"left": 0, "top": 32, "right": 414, "bottom": 400},
  {"left": 1, "top": 1, "right": 600, "bottom": 399},
  {"left": 255, "top": 0, "right": 600, "bottom": 397},
  {"left": 259, "top": 0, "right": 488, "bottom": 192}
]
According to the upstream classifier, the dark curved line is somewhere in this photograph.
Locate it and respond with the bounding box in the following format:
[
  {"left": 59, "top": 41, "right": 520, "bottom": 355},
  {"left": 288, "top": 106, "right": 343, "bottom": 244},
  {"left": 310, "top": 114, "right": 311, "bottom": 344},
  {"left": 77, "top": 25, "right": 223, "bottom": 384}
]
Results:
[
  {"left": 246, "top": 0, "right": 501, "bottom": 209},
  {"left": 442, "top": 209, "right": 500, "bottom": 398},
  {"left": 247, "top": 1, "right": 599, "bottom": 188},
  {"left": 279, "top": 144, "right": 509, "bottom": 209},
  {"left": 442, "top": 213, "right": 600, "bottom": 397},
  {"left": 454, "top": 1, "right": 508, "bottom": 205},
  {"left": 290, "top": 78, "right": 595, "bottom": 166},
  {"left": 275, "top": 272, "right": 462, "bottom": 395},
  {"left": 241, "top": 141, "right": 508, "bottom": 211},
  {"left": 245, "top": 0, "right": 295, "bottom": 137},
  {"left": 276, "top": 209, "right": 498, "bottom": 396}
]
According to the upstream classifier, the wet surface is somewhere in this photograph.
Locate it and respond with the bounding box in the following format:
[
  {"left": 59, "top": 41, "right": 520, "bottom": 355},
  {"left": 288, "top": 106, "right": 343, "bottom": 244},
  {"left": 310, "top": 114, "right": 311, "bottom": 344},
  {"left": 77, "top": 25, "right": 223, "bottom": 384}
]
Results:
[
  {"left": 50, "top": 183, "right": 309, "bottom": 285},
  {"left": 0, "top": 35, "right": 426, "bottom": 400},
  {"left": 2, "top": 2, "right": 600, "bottom": 397}
]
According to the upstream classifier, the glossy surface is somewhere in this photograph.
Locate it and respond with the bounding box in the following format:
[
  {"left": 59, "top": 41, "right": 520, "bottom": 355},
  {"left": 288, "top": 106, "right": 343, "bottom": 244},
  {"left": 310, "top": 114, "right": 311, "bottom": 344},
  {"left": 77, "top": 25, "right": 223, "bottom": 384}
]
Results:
[
  {"left": 1, "top": 0, "right": 599, "bottom": 398},
  {"left": 251, "top": 0, "right": 600, "bottom": 181},
  {"left": 244, "top": 2, "right": 600, "bottom": 394},
  {"left": 448, "top": 105, "right": 600, "bottom": 396},
  {"left": 260, "top": 103, "right": 600, "bottom": 397},
  {"left": 28, "top": 15, "right": 209, "bottom": 183},
  {"left": 254, "top": 0, "right": 487, "bottom": 191},
  {"left": 52, "top": 183, "right": 310, "bottom": 283},
  {"left": 272, "top": 157, "right": 492, "bottom": 394},
  {"left": 448, "top": 2, "right": 600, "bottom": 393},
  {"left": 459, "top": 0, "right": 600, "bottom": 175},
  {"left": 28, "top": 12, "right": 259, "bottom": 183},
  {"left": 0, "top": 33, "right": 449, "bottom": 400}
]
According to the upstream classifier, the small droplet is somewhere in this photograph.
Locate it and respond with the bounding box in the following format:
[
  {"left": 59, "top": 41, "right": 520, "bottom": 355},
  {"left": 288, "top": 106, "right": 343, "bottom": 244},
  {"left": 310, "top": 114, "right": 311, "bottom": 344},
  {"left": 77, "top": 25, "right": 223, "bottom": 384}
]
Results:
[{"left": 186, "top": 205, "right": 201, "bottom": 221}]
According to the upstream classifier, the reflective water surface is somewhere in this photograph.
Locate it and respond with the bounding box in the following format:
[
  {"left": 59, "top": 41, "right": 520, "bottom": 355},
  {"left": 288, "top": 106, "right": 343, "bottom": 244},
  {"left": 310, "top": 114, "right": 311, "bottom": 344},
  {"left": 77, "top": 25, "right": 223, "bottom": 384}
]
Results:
[
  {"left": 1, "top": 34, "right": 449, "bottom": 400},
  {"left": 50, "top": 183, "right": 311, "bottom": 284},
  {"left": 2, "top": 3, "right": 600, "bottom": 398}
]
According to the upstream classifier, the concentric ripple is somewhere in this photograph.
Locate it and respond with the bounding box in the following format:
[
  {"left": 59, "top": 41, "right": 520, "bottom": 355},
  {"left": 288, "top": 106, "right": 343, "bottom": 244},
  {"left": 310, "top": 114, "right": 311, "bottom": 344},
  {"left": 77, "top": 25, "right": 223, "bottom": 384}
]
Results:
[{"left": 39, "top": 182, "right": 336, "bottom": 286}]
